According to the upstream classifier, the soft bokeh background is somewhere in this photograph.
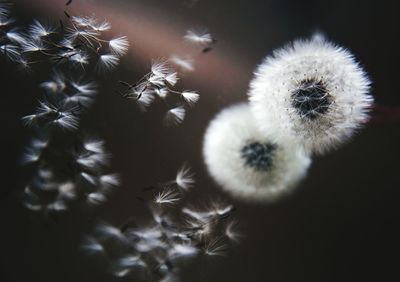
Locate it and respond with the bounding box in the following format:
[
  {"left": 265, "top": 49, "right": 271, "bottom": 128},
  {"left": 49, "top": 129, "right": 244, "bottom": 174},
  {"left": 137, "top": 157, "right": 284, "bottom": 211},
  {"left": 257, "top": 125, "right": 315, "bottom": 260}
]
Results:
[{"left": 1, "top": 0, "right": 400, "bottom": 281}]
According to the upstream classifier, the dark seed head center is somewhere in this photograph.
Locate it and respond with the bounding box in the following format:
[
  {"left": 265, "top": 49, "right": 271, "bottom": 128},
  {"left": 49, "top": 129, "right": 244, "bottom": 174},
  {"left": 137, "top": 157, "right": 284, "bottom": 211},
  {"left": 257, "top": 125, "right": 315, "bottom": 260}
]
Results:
[
  {"left": 241, "top": 142, "right": 276, "bottom": 172},
  {"left": 291, "top": 78, "right": 331, "bottom": 119}
]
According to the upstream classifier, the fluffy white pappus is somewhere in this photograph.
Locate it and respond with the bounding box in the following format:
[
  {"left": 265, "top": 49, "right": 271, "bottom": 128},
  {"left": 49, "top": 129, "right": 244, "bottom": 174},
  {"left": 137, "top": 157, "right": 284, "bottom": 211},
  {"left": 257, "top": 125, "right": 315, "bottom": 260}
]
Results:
[
  {"left": 175, "top": 163, "right": 195, "bottom": 190},
  {"left": 96, "top": 54, "right": 119, "bottom": 72},
  {"left": 248, "top": 34, "right": 373, "bottom": 154},
  {"left": 203, "top": 103, "right": 311, "bottom": 202},
  {"left": 109, "top": 36, "right": 129, "bottom": 56},
  {"left": 28, "top": 20, "right": 55, "bottom": 38},
  {"left": 6, "top": 29, "right": 27, "bottom": 44},
  {"left": 169, "top": 55, "right": 195, "bottom": 72},
  {"left": 71, "top": 16, "right": 111, "bottom": 32},
  {"left": 20, "top": 135, "right": 49, "bottom": 165},
  {"left": 154, "top": 189, "right": 181, "bottom": 206},
  {"left": 0, "top": 43, "right": 21, "bottom": 61},
  {"left": 181, "top": 91, "right": 199, "bottom": 107},
  {"left": 136, "top": 91, "right": 155, "bottom": 112},
  {"left": 81, "top": 236, "right": 105, "bottom": 255},
  {"left": 184, "top": 28, "right": 213, "bottom": 46},
  {"left": 164, "top": 106, "right": 186, "bottom": 126}
]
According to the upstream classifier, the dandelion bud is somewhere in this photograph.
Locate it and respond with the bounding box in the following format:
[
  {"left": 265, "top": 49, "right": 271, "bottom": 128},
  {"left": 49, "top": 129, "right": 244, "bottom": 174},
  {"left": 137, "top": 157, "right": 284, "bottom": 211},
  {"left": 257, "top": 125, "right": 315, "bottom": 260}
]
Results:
[
  {"left": 203, "top": 103, "right": 311, "bottom": 202},
  {"left": 248, "top": 34, "right": 373, "bottom": 154}
]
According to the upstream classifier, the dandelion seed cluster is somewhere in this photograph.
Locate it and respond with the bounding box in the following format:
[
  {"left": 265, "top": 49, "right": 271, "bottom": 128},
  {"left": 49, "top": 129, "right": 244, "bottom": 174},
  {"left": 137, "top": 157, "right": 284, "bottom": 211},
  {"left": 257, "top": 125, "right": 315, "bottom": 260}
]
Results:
[
  {"left": 82, "top": 164, "right": 240, "bottom": 281},
  {"left": 0, "top": 3, "right": 129, "bottom": 214},
  {"left": 117, "top": 60, "right": 200, "bottom": 126}
]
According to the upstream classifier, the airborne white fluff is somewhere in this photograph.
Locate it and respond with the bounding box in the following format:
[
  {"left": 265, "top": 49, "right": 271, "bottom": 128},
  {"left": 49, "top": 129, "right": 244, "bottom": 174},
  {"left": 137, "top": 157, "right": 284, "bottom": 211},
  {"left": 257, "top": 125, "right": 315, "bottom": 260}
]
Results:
[
  {"left": 203, "top": 103, "right": 311, "bottom": 202},
  {"left": 248, "top": 34, "right": 373, "bottom": 155}
]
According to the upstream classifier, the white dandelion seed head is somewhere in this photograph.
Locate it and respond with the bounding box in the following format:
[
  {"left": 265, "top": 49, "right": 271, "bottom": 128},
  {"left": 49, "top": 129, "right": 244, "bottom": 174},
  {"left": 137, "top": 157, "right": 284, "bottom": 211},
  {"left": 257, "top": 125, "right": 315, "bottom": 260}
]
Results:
[
  {"left": 248, "top": 34, "right": 373, "bottom": 155},
  {"left": 203, "top": 103, "right": 311, "bottom": 202},
  {"left": 164, "top": 106, "right": 186, "bottom": 126},
  {"left": 109, "top": 36, "right": 129, "bottom": 56}
]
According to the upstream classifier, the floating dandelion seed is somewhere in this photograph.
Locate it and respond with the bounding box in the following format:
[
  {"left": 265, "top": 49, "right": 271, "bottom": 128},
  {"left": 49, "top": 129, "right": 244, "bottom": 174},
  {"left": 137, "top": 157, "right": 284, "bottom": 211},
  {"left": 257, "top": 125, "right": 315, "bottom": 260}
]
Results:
[
  {"left": 184, "top": 28, "right": 213, "bottom": 46},
  {"left": 154, "top": 189, "right": 181, "bottom": 206},
  {"left": 169, "top": 55, "right": 195, "bottom": 72},
  {"left": 248, "top": 34, "right": 373, "bottom": 154},
  {"left": 109, "top": 36, "right": 129, "bottom": 56},
  {"left": 175, "top": 163, "right": 195, "bottom": 190},
  {"left": 83, "top": 165, "right": 240, "bottom": 281},
  {"left": 181, "top": 91, "right": 199, "bottom": 107},
  {"left": 203, "top": 103, "right": 311, "bottom": 202},
  {"left": 165, "top": 106, "right": 186, "bottom": 126}
]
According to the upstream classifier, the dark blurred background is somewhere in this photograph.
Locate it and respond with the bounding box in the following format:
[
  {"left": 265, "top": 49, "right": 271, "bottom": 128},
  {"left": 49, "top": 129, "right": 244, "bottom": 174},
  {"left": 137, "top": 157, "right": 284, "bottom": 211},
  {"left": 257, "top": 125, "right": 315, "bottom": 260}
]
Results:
[{"left": 1, "top": 0, "right": 400, "bottom": 281}]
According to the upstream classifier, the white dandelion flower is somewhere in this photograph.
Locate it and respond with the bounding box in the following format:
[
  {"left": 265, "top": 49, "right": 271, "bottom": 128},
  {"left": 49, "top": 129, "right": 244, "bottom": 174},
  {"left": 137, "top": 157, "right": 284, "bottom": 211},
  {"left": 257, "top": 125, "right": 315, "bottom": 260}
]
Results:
[
  {"left": 96, "top": 54, "right": 119, "bottom": 72},
  {"left": 164, "top": 106, "right": 186, "bottom": 126},
  {"left": 109, "top": 36, "right": 129, "bottom": 56},
  {"left": 169, "top": 55, "right": 195, "bottom": 72},
  {"left": 184, "top": 28, "right": 213, "bottom": 46},
  {"left": 175, "top": 163, "right": 195, "bottom": 190},
  {"left": 203, "top": 103, "right": 311, "bottom": 202},
  {"left": 248, "top": 34, "right": 373, "bottom": 154},
  {"left": 181, "top": 91, "right": 199, "bottom": 107}
]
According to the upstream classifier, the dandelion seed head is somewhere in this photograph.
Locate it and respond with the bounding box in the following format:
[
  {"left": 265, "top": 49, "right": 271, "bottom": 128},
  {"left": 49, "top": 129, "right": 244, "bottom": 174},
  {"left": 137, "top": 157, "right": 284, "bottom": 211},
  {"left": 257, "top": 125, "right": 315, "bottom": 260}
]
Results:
[
  {"left": 248, "top": 34, "right": 373, "bottom": 154},
  {"left": 203, "top": 103, "right": 311, "bottom": 202}
]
